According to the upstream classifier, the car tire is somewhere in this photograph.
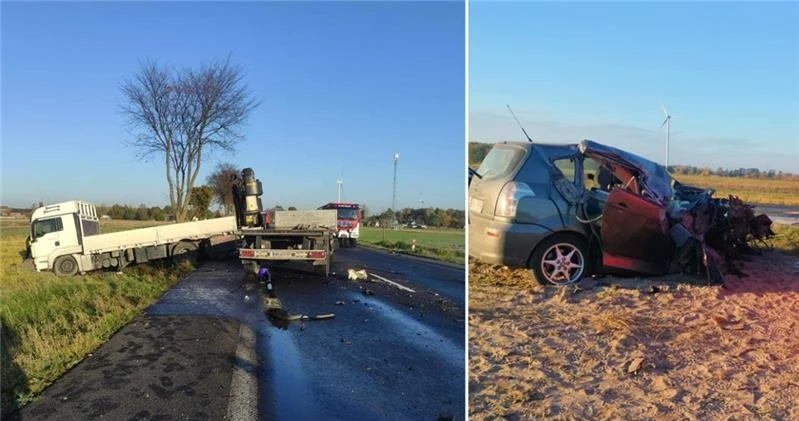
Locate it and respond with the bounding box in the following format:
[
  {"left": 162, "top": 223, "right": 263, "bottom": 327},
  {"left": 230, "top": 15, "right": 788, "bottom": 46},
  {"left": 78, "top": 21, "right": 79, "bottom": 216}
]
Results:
[
  {"left": 53, "top": 255, "right": 79, "bottom": 277},
  {"left": 529, "top": 233, "right": 588, "bottom": 286}
]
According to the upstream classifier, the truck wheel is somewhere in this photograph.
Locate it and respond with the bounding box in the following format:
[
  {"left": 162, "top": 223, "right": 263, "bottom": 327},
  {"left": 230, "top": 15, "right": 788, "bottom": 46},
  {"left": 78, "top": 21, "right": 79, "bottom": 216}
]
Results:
[
  {"left": 172, "top": 241, "right": 198, "bottom": 265},
  {"left": 54, "top": 255, "right": 79, "bottom": 277},
  {"left": 351, "top": 239, "right": 358, "bottom": 248}
]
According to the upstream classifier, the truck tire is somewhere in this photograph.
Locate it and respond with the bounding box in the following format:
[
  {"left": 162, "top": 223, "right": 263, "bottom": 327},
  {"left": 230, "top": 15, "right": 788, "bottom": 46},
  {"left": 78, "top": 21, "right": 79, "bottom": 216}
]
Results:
[
  {"left": 351, "top": 238, "right": 358, "bottom": 247},
  {"left": 172, "top": 241, "right": 198, "bottom": 265},
  {"left": 53, "top": 255, "right": 79, "bottom": 277}
]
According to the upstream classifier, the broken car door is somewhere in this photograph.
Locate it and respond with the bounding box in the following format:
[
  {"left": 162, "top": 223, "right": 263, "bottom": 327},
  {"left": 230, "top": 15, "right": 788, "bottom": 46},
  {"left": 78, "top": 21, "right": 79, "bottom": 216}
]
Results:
[{"left": 600, "top": 188, "right": 674, "bottom": 274}]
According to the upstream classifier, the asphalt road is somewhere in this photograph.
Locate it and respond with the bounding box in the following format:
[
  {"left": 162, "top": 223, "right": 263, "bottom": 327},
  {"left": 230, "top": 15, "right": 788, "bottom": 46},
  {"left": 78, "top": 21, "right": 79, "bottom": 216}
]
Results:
[
  {"left": 757, "top": 204, "right": 799, "bottom": 225},
  {"left": 10, "top": 246, "right": 465, "bottom": 421},
  {"left": 260, "top": 246, "right": 465, "bottom": 421}
]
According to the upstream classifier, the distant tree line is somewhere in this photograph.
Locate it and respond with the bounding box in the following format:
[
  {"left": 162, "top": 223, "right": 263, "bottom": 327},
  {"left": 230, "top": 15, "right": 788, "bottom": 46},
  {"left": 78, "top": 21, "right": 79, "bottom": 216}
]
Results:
[
  {"left": 97, "top": 185, "right": 217, "bottom": 221},
  {"left": 668, "top": 165, "right": 798, "bottom": 180},
  {"left": 364, "top": 208, "right": 465, "bottom": 229},
  {"left": 469, "top": 142, "right": 797, "bottom": 179}
]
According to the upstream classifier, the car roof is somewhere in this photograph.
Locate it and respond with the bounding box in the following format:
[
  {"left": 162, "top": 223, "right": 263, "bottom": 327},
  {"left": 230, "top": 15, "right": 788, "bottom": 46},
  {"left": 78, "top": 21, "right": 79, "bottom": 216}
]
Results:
[{"left": 491, "top": 141, "right": 579, "bottom": 159}]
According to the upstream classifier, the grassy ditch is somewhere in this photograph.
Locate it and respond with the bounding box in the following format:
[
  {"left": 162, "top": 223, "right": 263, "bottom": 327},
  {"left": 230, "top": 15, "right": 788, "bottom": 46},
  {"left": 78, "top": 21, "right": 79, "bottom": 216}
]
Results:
[
  {"left": 358, "top": 227, "right": 465, "bottom": 265},
  {"left": 0, "top": 219, "right": 191, "bottom": 414}
]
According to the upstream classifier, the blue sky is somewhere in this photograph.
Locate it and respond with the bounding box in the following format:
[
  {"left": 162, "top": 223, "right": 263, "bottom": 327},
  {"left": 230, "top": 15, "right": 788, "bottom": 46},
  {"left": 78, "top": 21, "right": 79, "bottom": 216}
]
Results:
[
  {"left": 470, "top": 1, "right": 799, "bottom": 173},
  {"left": 1, "top": 1, "right": 465, "bottom": 211}
]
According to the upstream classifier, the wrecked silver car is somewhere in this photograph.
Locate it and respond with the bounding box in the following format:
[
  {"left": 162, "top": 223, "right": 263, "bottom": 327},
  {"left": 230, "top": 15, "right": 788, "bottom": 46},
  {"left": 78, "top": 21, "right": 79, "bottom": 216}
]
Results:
[{"left": 468, "top": 139, "right": 773, "bottom": 285}]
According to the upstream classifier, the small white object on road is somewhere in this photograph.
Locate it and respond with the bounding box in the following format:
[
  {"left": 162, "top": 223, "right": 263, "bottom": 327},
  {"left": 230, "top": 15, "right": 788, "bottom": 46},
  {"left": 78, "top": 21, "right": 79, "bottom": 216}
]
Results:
[
  {"left": 368, "top": 272, "right": 416, "bottom": 293},
  {"left": 347, "top": 268, "right": 368, "bottom": 281}
]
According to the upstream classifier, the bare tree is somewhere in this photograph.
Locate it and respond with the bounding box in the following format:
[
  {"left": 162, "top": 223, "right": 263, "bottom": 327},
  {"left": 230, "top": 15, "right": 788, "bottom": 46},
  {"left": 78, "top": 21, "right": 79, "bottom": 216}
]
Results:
[
  {"left": 120, "top": 58, "right": 259, "bottom": 222},
  {"left": 206, "top": 162, "right": 240, "bottom": 215}
]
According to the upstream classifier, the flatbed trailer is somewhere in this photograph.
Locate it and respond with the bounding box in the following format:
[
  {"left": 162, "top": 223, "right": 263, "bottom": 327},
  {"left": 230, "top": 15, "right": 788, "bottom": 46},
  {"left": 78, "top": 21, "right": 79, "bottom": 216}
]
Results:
[{"left": 27, "top": 200, "right": 238, "bottom": 276}]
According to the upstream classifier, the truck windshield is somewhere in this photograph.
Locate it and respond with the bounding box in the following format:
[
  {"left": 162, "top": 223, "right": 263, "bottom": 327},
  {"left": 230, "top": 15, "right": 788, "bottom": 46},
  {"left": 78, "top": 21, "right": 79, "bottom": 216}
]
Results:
[
  {"left": 337, "top": 208, "right": 358, "bottom": 220},
  {"left": 32, "top": 218, "right": 63, "bottom": 239}
]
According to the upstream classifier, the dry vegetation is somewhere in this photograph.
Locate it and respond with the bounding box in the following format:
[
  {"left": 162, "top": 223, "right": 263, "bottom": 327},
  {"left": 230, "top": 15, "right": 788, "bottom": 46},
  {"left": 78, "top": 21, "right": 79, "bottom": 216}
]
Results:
[
  {"left": 673, "top": 174, "right": 799, "bottom": 206},
  {"left": 469, "top": 250, "right": 799, "bottom": 421}
]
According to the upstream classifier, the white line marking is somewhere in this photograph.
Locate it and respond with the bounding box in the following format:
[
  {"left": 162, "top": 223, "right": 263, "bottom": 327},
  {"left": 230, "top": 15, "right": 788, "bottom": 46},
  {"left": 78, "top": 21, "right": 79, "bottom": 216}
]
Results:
[
  {"left": 368, "top": 272, "right": 416, "bottom": 293},
  {"left": 226, "top": 324, "right": 257, "bottom": 421}
]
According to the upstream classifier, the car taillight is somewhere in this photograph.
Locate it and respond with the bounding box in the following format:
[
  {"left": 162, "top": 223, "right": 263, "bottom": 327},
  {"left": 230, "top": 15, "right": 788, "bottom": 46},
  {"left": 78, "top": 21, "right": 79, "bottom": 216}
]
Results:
[
  {"left": 240, "top": 249, "right": 255, "bottom": 258},
  {"left": 307, "top": 251, "right": 325, "bottom": 259},
  {"left": 495, "top": 181, "right": 534, "bottom": 218}
]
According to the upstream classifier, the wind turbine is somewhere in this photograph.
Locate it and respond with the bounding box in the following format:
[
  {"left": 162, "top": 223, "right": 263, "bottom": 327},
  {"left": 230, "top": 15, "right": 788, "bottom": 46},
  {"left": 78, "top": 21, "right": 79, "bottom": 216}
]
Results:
[
  {"left": 336, "top": 178, "right": 344, "bottom": 203},
  {"left": 661, "top": 105, "right": 676, "bottom": 172}
]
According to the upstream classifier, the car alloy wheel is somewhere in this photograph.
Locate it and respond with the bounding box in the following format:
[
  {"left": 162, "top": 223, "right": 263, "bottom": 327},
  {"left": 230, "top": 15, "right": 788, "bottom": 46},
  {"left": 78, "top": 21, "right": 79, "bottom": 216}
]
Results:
[{"left": 539, "top": 242, "right": 585, "bottom": 285}]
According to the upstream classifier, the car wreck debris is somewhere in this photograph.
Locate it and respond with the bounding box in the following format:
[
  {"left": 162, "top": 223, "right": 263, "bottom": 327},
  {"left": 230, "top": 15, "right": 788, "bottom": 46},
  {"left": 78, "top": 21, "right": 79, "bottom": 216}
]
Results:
[{"left": 468, "top": 139, "right": 775, "bottom": 285}]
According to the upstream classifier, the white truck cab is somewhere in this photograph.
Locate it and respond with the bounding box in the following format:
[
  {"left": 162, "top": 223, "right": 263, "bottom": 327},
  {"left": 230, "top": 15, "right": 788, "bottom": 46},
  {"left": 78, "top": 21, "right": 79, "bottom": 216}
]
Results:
[{"left": 30, "top": 201, "right": 99, "bottom": 273}]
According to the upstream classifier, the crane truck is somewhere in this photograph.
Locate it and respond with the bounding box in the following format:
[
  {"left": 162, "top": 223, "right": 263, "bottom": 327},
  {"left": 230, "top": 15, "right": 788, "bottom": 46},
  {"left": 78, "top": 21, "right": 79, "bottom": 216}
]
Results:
[
  {"left": 233, "top": 168, "right": 338, "bottom": 276},
  {"left": 27, "top": 167, "right": 338, "bottom": 277}
]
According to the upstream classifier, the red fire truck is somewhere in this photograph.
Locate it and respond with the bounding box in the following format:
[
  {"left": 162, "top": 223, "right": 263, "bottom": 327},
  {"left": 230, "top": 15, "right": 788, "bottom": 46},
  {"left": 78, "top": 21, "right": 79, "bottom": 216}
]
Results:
[{"left": 318, "top": 202, "right": 361, "bottom": 247}]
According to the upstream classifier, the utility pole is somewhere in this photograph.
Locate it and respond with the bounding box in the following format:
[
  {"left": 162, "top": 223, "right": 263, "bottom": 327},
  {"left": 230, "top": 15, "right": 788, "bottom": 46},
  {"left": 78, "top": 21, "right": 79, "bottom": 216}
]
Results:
[{"left": 392, "top": 153, "right": 399, "bottom": 212}]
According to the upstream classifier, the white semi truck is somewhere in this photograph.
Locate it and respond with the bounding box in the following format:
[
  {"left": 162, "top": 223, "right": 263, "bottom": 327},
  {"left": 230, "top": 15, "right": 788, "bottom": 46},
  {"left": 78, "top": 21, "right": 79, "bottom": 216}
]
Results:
[{"left": 28, "top": 201, "right": 238, "bottom": 276}]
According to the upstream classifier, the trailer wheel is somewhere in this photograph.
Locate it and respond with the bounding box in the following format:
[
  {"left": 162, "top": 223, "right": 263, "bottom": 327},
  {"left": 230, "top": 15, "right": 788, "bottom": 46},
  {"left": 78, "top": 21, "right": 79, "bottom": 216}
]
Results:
[
  {"left": 53, "top": 255, "right": 79, "bottom": 277},
  {"left": 172, "top": 241, "right": 198, "bottom": 265}
]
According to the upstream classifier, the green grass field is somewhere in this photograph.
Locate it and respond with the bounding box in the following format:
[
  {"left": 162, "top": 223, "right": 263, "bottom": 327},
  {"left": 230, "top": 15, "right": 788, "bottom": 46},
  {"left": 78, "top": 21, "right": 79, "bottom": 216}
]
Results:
[
  {"left": 0, "top": 219, "right": 190, "bottom": 414},
  {"left": 358, "top": 227, "right": 465, "bottom": 264}
]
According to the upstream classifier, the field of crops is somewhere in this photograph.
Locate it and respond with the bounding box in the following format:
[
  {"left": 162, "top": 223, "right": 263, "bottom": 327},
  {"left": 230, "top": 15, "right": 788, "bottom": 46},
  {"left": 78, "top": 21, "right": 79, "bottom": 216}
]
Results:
[
  {"left": 0, "top": 219, "right": 189, "bottom": 415},
  {"left": 359, "top": 226, "right": 465, "bottom": 264},
  {"left": 672, "top": 174, "right": 799, "bottom": 206}
]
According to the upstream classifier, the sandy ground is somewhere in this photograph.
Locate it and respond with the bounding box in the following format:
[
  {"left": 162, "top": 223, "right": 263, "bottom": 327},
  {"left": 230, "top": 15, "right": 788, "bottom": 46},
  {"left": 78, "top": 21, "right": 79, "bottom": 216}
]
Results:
[{"left": 469, "top": 252, "right": 799, "bottom": 421}]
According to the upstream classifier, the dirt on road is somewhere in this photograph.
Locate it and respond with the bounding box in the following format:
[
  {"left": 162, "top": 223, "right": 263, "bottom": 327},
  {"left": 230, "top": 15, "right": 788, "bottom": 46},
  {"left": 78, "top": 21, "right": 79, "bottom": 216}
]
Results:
[{"left": 469, "top": 252, "right": 799, "bottom": 421}]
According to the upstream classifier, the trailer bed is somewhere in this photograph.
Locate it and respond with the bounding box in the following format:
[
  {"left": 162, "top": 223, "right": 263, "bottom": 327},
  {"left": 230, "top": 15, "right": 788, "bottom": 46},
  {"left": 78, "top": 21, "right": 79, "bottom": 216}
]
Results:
[{"left": 83, "top": 217, "right": 238, "bottom": 254}]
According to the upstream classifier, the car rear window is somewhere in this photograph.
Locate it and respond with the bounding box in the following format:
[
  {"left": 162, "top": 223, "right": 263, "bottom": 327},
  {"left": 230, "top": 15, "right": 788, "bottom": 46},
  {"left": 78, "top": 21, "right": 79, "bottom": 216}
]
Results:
[{"left": 476, "top": 146, "right": 525, "bottom": 181}]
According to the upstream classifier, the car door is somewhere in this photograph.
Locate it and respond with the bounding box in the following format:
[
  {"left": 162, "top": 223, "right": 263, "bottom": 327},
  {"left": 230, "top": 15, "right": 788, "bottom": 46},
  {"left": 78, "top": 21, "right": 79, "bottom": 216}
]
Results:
[{"left": 600, "top": 188, "right": 673, "bottom": 274}]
